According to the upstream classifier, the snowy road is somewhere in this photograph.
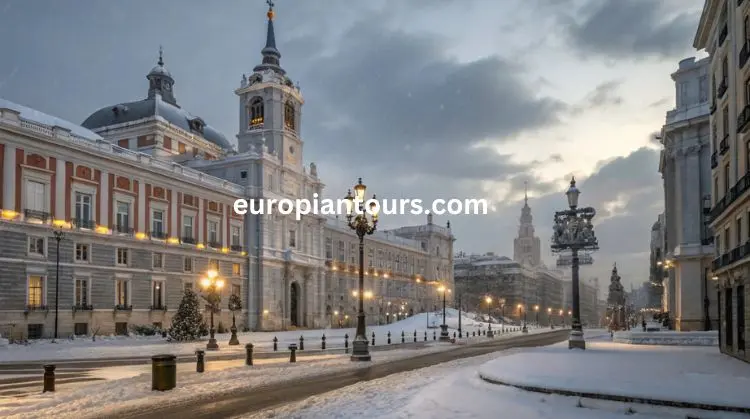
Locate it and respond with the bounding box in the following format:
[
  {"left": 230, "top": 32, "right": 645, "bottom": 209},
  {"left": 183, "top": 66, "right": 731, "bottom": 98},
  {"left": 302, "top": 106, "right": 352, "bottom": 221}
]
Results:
[{"left": 243, "top": 336, "right": 747, "bottom": 419}]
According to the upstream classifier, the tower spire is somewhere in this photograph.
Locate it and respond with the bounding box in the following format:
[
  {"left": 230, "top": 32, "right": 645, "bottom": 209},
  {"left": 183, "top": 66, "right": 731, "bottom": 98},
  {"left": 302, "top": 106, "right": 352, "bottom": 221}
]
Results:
[
  {"left": 524, "top": 180, "right": 528, "bottom": 205},
  {"left": 253, "top": 0, "right": 286, "bottom": 75},
  {"left": 158, "top": 45, "right": 164, "bottom": 66}
]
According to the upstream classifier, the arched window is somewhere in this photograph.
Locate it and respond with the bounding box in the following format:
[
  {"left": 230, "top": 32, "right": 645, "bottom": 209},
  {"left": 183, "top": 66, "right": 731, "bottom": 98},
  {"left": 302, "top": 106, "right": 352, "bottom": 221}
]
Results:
[
  {"left": 284, "top": 101, "right": 296, "bottom": 131},
  {"left": 248, "top": 97, "right": 264, "bottom": 128}
]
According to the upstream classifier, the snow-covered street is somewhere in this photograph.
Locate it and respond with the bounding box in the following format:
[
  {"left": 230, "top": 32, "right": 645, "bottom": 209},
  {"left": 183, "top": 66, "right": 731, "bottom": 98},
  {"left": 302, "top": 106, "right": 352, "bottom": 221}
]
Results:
[{"left": 243, "top": 333, "right": 750, "bottom": 419}]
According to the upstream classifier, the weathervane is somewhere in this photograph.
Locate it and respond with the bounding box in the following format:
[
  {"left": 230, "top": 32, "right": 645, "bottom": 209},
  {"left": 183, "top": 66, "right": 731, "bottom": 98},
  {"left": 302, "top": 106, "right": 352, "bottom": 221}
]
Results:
[{"left": 267, "top": 0, "right": 274, "bottom": 10}]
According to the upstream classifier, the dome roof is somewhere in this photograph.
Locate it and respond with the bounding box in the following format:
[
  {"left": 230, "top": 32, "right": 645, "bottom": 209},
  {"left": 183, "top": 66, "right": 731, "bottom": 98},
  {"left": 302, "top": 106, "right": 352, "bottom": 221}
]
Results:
[
  {"left": 82, "top": 95, "right": 232, "bottom": 150},
  {"left": 148, "top": 64, "right": 172, "bottom": 79}
]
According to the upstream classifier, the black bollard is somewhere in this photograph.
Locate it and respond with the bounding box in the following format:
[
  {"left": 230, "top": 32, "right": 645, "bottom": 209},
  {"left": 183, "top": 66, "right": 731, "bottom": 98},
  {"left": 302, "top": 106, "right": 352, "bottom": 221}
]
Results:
[
  {"left": 413, "top": 330, "right": 417, "bottom": 343},
  {"left": 344, "top": 333, "right": 349, "bottom": 353},
  {"left": 424, "top": 331, "right": 427, "bottom": 341},
  {"left": 288, "top": 344, "right": 297, "bottom": 363},
  {"left": 299, "top": 335, "right": 304, "bottom": 351},
  {"left": 195, "top": 350, "right": 205, "bottom": 373},
  {"left": 151, "top": 354, "right": 177, "bottom": 391},
  {"left": 42, "top": 364, "right": 55, "bottom": 393},
  {"left": 387, "top": 331, "right": 391, "bottom": 344},
  {"left": 473, "top": 331, "right": 476, "bottom": 337},
  {"left": 372, "top": 331, "right": 375, "bottom": 346},
  {"left": 459, "top": 330, "right": 463, "bottom": 338},
  {"left": 245, "top": 344, "right": 254, "bottom": 366},
  {"left": 322, "top": 334, "right": 326, "bottom": 350},
  {"left": 401, "top": 331, "right": 405, "bottom": 343},
  {"left": 453, "top": 331, "right": 456, "bottom": 339},
  {"left": 433, "top": 330, "right": 436, "bottom": 341},
  {"left": 273, "top": 336, "right": 278, "bottom": 351}
]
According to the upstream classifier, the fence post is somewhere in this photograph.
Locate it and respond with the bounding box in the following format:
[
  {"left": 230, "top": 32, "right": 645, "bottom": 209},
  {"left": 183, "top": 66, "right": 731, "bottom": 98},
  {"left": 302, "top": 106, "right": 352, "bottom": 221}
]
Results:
[
  {"left": 273, "top": 336, "right": 278, "bottom": 351},
  {"left": 371, "top": 331, "right": 375, "bottom": 346},
  {"left": 322, "top": 334, "right": 326, "bottom": 350},
  {"left": 299, "top": 335, "right": 305, "bottom": 350},
  {"left": 42, "top": 364, "right": 55, "bottom": 393},
  {"left": 195, "top": 350, "right": 205, "bottom": 373},
  {"left": 288, "top": 344, "right": 297, "bottom": 363},
  {"left": 245, "top": 344, "right": 254, "bottom": 366},
  {"left": 413, "top": 330, "right": 417, "bottom": 343},
  {"left": 345, "top": 333, "right": 349, "bottom": 353},
  {"left": 387, "top": 331, "right": 391, "bottom": 344},
  {"left": 401, "top": 331, "right": 405, "bottom": 343}
]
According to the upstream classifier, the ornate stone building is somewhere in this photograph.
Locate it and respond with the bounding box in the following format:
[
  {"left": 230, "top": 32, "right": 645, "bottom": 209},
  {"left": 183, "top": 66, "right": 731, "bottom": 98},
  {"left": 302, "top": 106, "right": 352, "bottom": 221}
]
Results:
[
  {"left": 0, "top": 5, "right": 454, "bottom": 339},
  {"left": 513, "top": 186, "right": 541, "bottom": 267},
  {"left": 658, "top": 55, "right": 717, "bottom": 332}
]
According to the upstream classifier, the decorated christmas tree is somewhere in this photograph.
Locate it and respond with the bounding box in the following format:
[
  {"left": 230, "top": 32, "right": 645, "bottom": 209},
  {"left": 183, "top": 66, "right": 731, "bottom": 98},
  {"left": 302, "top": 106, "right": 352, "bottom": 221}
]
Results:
[{"left": 169, "top": 288, "right": 204, "bottom": 341}]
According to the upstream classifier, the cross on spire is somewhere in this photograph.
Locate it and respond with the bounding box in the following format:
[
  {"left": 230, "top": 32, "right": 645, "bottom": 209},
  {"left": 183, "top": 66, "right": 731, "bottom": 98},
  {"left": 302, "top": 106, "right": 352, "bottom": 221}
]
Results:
[{"left": 158, "top": 45, "right": 164, "bottom": 66}]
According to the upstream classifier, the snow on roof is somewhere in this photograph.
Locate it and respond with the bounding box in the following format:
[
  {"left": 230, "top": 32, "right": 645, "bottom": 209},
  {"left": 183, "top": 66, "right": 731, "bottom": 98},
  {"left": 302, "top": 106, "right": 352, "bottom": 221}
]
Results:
[{"left": 0, "top": 98, "right": 102, "bottom": 141}]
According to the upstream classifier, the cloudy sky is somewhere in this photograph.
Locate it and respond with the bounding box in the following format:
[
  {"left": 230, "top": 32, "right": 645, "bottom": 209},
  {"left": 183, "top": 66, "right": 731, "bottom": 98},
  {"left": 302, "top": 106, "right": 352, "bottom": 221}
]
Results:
[{"left": 0, "top": 0, "right": 706, "bottom": 293}]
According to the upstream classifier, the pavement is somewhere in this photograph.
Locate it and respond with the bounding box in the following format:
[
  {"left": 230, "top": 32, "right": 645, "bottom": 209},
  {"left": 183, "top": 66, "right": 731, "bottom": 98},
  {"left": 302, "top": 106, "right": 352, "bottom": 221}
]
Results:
[{"left": 102, "top": 329, "right": 570, "bottom": 419}]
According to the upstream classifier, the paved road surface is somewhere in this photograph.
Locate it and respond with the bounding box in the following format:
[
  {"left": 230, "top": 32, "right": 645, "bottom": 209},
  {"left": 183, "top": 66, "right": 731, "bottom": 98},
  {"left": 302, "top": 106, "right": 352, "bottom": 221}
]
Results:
[{"left": 108, "top": 329, "right": 570, "bottom": 419}]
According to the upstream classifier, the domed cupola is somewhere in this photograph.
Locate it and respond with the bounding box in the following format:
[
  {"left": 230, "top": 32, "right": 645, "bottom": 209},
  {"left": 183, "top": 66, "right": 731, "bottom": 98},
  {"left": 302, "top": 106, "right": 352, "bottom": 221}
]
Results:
[{"left": 147, "top": 47, "right": 177, "bottom": 105}]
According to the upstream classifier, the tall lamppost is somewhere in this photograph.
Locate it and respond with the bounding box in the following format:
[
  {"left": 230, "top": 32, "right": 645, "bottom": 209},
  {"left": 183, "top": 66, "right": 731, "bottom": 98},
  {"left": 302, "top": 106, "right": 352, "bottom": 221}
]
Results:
[
  {"left": 345, "top": 178, "right": 378, "bottom": 362},
  {"left": 517, "top": 303, "right": 527, "bottom": 333},
  {"left": 534, "top": 304, "right": 540, "bottom": 327},
  {"left": 457, "top": 293, "right": 463, "bottom": 338},
  {"left": 499, "top": 298, "right": 506, "bottom": 333},
  {"left": 485, "top": 296, "right": 493, "bottom": 338},
  {"left": 559, "top": 309, "right": 564, "bottom": 327},
  {"left": 551, "top": 177, "right": 599, "bottom": 350},
  {"left": 547, "top": 307, "right": 553, "bottom": 328},
  {"left": 200, "top": 270, "right": 225, "bottom": 350},
  {"left": 53, "top": 228, "right": 64, "bottom": 342},
  {"left": 437, "top": 285, "right": 450, "bottom": 341}
]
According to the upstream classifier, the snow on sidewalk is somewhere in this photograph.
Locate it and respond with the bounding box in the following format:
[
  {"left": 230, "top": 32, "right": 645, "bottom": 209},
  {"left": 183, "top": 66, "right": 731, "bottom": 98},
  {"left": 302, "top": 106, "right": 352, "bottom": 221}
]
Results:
[
  {"left": 478, "top": 340, "right": 750, "bottom": 410},
  {"left": 0, "top": 342, "right": 459, "bottom": 419}
]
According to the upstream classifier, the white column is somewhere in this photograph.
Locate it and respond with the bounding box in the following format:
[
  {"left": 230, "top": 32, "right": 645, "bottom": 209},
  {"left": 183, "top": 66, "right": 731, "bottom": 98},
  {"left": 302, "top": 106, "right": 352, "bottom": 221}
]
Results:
[
  {"left": 221, "top": 206, "right": 228, "bottom": 247},
  {"left": 3, "top": 144, "right": 16, "bottom": 210},
  {"left": 137, "top": 181, "right": 146, "bottom": 232},
  {"left": 55, "top": 158, "right": 66, "bottom": 218},
  {"left": 170, "top": 191, "right": 178, "bottom": 238},
  {"left": 99, "top": 169, "right": 109, "bottom": 226},
  {"left": 198, "top": 199, "right": 205, "bottom": 243}
]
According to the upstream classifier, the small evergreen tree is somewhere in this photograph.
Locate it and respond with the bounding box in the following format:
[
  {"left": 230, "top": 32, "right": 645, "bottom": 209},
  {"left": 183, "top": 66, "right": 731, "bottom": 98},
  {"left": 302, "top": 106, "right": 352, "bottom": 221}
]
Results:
[{"left": 169, "top": 288, "right": 204, "bottom": 341}]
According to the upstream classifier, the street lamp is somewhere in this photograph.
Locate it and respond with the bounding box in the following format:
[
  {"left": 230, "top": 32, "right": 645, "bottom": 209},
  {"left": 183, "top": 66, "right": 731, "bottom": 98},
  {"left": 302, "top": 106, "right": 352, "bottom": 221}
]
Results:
[
  {"left": 345, "top": 178, "right": 378, "bottom": 362},
  {"left": 551, "top": 177, "right": 599, "bottom": 350},
  {"left": 437, "top": 285, "right": 450, "bottom": 341},
  {"left": 53, "top": 228, "right": 64, "bottom": 342},
  {"left": 200, "top": 270, "right": 225, "bottom": 350},
  {"left": 517, "top": 303, "right": 527, "bottom": 333},
  {"left": 485, "top": 296, "right": 494, "bottom": 338},
  {"left": 499, "top": 298, "right": 506, "bottom": 333},
  {"left": 547, "top": 307, "right": 553, "bottom": 329},
  {"left": 534, "top": 304, "right": 539, "bottom": 327}
]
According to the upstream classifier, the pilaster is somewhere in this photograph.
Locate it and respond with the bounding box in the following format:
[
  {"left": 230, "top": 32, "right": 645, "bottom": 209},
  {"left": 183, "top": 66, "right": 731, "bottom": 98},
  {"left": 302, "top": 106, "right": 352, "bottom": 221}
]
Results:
[{"left": 3, "top": 144, "right": 15, "bottom": 210}]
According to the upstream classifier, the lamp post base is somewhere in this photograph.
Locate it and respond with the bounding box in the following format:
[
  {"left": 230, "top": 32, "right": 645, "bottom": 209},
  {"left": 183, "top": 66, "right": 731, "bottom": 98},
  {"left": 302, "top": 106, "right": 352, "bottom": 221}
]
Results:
[
  {"left": 350, "top": 337, "right": 371, "bottom": 361},
  {"left": 522, "top": 326, "right": 528, "bottom": 333},
  {"left": 439, "top": 324, "right": 451, "bottom": 341},
  {"left": 228, "top": 325, "right": 240, "bottom": 346},
  {"left": 206, "top": 338, "right": 219, "bottom": 351},
  {"left": 568, "top": 330, "right": 586, "bottom": 350}
]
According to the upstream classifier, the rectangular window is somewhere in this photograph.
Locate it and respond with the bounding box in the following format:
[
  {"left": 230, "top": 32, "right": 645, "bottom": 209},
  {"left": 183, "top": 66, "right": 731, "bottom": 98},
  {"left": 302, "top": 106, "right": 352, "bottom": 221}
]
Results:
[
  {"left": 325, "top": 238, "right": 332, "bottom": 260},
  {"left": 738, "top": 218, "right": 743, "bottom": 247},
  {"left": 350, "top": 243, "right": 356, "bottom": 264},
  {"left": 209, "top": 259, "right": 219, "bottom": 271},
  {"left": 232, "top": 284, "right": 241, "bottom": 297},
  {"left": 184, "top": 256, "right": 193, "bottom": 272},
  {"left": 74, "top": 278, "right": 88, "bottom": 306},
  {"left": 699, "top": 75, "right": 708, "bottom": 102},
  {"left": 116, "top": 201, "right": 130, "bottom": 231},
  {"left": 714, "top": 177, "right": 720, "bottom": 201},
  {"left": 178, "top": 142, "right": 186, "bottom": 154},
  {"left": 152, "top": 252, "right": 163, "bottom": 269},
  {"left": 152, "top": 281, "right": 164, "bottom": 308},
  {"left": 678, "top": 81, "right": 689, "bottom": 106},
  {"left": 27, "top": 276, "right": 44, "bottom": 308},
  {"left": 368, "top": 248, "right": 374, "bottom": 267},
  {"left": 184, "top": 282, "right": 193, "bottom": 291},
  {"left": 116, "top": 248, "right": 128, "bottom": 266},
  {"left": 115, "top": 280, "right": 129, "bottom": 306},
  {"left": 231, "top": 226, "right": 241, "bottom": 246},
  {"left": 75, "top": 243, "right": 89, "bottom": 262},
  {"left": 28, "top": 236, "right": 45, "bottom": 256},
  {"left": 723, "top": 107, "right": 730, "bottom": 136},
  {"left": 208, "top": 221, "right": 218, "bottom": 244},
  {"left": 725, "top": 164, "right": 731, "bottom": 196},
  {"left": 288, "top": 230, "right": 296, "bottom": 248},
  {"left": 232, "top": 263, "right": 241, "bottom": 276},
  {"left": 75, "top": 192, "right": 92, "bottom": 223},
  {"left": 183, "top": 215, "right": 194, "bottom": 238},
  {"left": 725, "top": 227, "right": 731, "bottom": 253},
  {"left": 337, "top": 241, "right": 345, "bottom": 262},
  {"left": 25, "top": 180, "right": 46, "bottom": 211},
  {"left": 723, "top": 56, "right": 729, "bottom": 81},
  {"left": 152, "top": 210, "right": 164, "bottom": 236}
]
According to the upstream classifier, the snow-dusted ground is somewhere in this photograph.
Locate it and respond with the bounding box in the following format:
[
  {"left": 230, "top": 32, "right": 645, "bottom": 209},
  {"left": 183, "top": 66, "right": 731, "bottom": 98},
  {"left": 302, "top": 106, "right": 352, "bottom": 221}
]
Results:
[
  {"left": 0, "top": 309, "right": 529, "bottom": 362},
  {"left": 613, "top": 330, "right": 718, "bottom": 346},
  {"left": 241, "top": 333, "right": 745, "bottom": 419},
  {"left": 479, "top": 337, "right": 750, "bottom": 410}
]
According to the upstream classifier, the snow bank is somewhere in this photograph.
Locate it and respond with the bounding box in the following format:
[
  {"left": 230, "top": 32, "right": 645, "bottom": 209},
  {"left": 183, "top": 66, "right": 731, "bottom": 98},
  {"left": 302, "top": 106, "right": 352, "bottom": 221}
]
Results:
[
  {"left": 613, "top": 330, "right": 718, "bottom": 346},
  {"left": 478, "top": 340, "right": 750, "bottom": 410}
]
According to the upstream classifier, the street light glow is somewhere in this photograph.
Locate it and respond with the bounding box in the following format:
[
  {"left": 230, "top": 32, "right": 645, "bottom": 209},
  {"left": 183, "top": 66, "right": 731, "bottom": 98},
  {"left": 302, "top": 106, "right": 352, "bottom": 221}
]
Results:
[
  {"left": 485, "top": 296, "right": 492, "bottom": 304},
  {"left": 200, "top": 277, "right": 211, "bottom": 288},
  {"left": 207, "top": 269, "right": 218, "bottom": 279},
  {"left": 437, "top": 285, "right": 446, "bottom": 293},
  {"left": 534, "top": 305, "right": 539, "bottom": 311}
]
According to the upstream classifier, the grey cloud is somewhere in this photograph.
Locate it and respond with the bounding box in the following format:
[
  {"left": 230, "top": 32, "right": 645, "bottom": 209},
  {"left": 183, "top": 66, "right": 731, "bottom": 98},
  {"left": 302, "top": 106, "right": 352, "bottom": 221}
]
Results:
[
  {"left": 564, "top": 0, "right": 702, "bottom": 60},
  {"left": 649, "top": 97, "right": 671, "bottom": 108}
]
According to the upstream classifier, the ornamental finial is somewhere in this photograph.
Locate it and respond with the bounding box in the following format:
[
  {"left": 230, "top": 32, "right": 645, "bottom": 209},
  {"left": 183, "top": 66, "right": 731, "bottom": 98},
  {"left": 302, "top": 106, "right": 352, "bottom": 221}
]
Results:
[{"left": 266, "top": 0, "right": 275, "bottom": 20}]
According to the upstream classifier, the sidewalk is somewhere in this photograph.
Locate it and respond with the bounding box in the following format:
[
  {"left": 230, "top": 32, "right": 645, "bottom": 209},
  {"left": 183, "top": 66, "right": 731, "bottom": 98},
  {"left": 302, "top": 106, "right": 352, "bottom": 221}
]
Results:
[{"left": 477, "top": 338, "right": 750, "bottom": 413}]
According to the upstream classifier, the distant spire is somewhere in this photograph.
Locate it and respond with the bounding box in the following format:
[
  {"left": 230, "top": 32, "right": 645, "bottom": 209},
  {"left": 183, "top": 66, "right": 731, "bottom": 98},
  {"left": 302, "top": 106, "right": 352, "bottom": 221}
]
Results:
[
  {"left": 158, "top": 45, "right": 164, "bottom": 66},
  {"left": 524, "top": 180, "right": 528, "bottom": 206},
  {"left": 253, "top": 0, "right": 286, "bottom": 75}
]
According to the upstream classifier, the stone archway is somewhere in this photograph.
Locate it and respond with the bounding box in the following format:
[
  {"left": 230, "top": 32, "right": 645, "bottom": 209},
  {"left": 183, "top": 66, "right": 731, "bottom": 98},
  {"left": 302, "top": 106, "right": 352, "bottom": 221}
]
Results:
[{"left": 290, "top": 282, "right": 300, "bottom": 327}]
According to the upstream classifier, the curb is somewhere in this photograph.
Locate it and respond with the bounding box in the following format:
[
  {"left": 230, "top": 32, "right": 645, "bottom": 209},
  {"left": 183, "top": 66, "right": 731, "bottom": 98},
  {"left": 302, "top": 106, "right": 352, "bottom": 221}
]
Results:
[{"left": 477, "top": 373, "right": 750, "bottom": 414}]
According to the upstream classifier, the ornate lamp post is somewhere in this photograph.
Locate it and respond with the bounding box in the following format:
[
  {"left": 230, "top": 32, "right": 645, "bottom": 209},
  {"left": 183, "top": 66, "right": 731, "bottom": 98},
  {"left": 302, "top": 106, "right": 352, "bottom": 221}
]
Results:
[
  {"left": 534, "top": 305, "right": 540, "bottom": 327},
  {"left": 53, "top": 228, "right": 64, "bottom": 342},
  {"left": 437, "top": 285, "right": 450, "bottom": 341},
  {"left": 547, "top": 307, "right": 553, "bottom": 328},
  {"left": 551, "top": 177, "right": 599, "bottom": 350},
  {"left": 518, "top": 303, "right": 527, "bottom": 333},
  {"left": 485, "top": 296, "right": 493, "bottom": 338},
  {"left": 345, "top": 178, "right": 378, "bottom": 362},
  {"left": 499, "top": 298, "right": 506, "bottom": 333},
  {"left": 200, "top": 270, "right": 225, "bottom": 350}
]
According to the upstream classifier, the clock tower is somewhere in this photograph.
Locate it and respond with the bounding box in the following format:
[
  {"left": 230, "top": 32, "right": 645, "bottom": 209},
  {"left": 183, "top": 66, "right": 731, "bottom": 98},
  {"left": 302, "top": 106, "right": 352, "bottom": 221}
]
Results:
[{"left": 513, "top": 182, "right": 542, "bottom": 267}]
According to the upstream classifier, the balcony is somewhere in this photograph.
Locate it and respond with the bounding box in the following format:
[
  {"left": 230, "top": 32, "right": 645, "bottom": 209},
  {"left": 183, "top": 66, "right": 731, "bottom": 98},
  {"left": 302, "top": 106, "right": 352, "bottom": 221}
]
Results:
[
  {"left": 23, "top": 209, "right": 49, "bottom": 223},
  {"left": 712, "top": 240, "right": 750, "bottom": 271},
  {"left": 719, "top": 24, "right": 729, "bottom": 46},
  {"left": 149, "top": 230, "right": 167, "bottom": 240},
  {"left": 739, "top": 104, "right": 750, "bottom": 134},
  {"left": 114, "top": 224, "right": 134, "bottom": 236},
  {"left": 711, "top": 151, "right": 719, "bottom": 169},
  {"left": 181, "top": 236, "right": 196, "bottom": 244},
  {"left": 230, "top": 244, "right": 243, "bottom": 252},
  {"left": 24, "top": 304, "right": 48, "bottom": 313},
  {"left": 709, "top": 171, "right": 750, "bottom": 222},
  {"left": 114, "top": 304, "right": 133, "bottom": 311},
  {"left": 742, "top": 42, "right": 750, "bottom": 69},
  {"left": 701, "top": 236, "right": 715, "bottom": 246},
  {"left": 208, "top": 241, "right": 222, "bottom": 249},
  {"left": 718, "top": 79, "right": 728, "bottom": 99},
  {"left": 72, "top": 218, "right": 95, "bottom": 230},
  {"left": 720, "top": 135, "right": 730, "bottom": 155},
  {"left": 72, "top": 304, "right": 93, "bottom": 313},
  {"left": 149, "top": 304, "right": 167, "bottom": 311}
]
